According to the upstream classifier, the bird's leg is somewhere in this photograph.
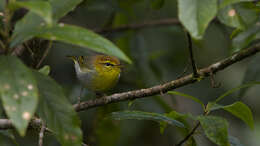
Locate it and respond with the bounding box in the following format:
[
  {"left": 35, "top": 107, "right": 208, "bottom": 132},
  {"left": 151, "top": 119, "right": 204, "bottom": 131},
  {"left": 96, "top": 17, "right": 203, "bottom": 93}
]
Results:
[{"left": 78, "top": 86, "right": 84, "bottom": 104}]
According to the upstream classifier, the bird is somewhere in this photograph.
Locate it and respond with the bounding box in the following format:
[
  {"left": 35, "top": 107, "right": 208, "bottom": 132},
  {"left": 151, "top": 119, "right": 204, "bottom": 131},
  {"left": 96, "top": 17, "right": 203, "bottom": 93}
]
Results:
[{"left": 68, "top": 55, "right": 122, "bottom": 102}]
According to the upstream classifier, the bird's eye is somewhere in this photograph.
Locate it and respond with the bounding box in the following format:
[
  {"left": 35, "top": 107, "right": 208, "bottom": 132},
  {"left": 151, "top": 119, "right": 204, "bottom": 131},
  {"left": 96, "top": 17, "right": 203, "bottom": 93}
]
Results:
[{"left": 105, "top": 63, "right": 113, "bottom": 66}]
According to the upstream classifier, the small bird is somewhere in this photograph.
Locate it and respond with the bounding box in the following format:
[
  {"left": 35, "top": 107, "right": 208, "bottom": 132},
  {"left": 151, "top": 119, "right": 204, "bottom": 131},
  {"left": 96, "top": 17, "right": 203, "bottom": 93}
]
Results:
[{"left": 68, "top": 55, "right": 122, "bottom": 101}]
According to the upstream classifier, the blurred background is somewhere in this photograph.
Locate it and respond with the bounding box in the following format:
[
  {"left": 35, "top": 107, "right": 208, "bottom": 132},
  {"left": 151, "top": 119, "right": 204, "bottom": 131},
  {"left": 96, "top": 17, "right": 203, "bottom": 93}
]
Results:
[{"left": 14, "top": 0, "right": 260, "bottom": 145}]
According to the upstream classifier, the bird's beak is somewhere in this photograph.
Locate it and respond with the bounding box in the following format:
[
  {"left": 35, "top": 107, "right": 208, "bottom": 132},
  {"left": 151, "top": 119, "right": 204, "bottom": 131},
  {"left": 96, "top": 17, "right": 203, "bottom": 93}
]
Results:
[{"left": 66, "top": 56, "right": 77, "bottom": 64}]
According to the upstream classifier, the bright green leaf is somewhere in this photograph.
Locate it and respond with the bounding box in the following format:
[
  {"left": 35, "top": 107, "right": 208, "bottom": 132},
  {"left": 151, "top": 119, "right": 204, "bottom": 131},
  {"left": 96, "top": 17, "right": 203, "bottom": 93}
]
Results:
[
  {"left": 36, "top": 24, "right": 131, "bottom": 63},
  {"left": 217, "top": 2, "right": 259, "bottom": 30},
  {"left": 178, "top": 0, "right": 217, "bottom": 39},
  {"left": 168, "top": 91, "right": 204, "bottom": 109},
  {"left": 219, "top": 0, "right": 255, "bottom": 9},
  {"left": 0, "top": 56, "right": 38, "bottom": 136},
  {"left": 223, "top": 102, "right": 254, "bottom": 129},
  {"left": 198, "top": 116, "right": 229, "bottom": 146},
  {"left": 10, "top": 1, "right": 52, "bottom": 25},
  {"left": 232, "top": 25, "right": 260, "bottom": 52},
  {"left": 38, "top": 65, "right": 51, "bottom": 75},
  {"left": 10, "top": 0, "right": 82, "bottom": 47},
  {"left": 34, "top": 71, "right": 82, "bottom": 146},
  {"left": 215, "top": 81, "right": 260, "bottom": 103},
  {"left": 110, "top": 110, "right": 185, "bottom": 128}
]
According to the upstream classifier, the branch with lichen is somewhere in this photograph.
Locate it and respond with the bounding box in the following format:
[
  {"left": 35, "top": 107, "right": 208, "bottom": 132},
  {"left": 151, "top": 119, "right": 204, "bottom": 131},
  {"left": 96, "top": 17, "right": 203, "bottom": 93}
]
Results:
[{"left": 0, "top": 43, "right": 259, "bottom": 132}]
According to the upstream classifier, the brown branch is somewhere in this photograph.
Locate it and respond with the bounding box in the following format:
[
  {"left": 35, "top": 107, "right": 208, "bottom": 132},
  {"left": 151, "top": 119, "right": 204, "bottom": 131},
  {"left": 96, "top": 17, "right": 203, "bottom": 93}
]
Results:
[
  {"left": 0, "top": 43, "right": 260, "bottom": 131},
  {"left": 74, "top": 43, "right": 260, "bottom": 112},
  {"left": 94, "top": 18, "right": 181, "bottom": 33}
]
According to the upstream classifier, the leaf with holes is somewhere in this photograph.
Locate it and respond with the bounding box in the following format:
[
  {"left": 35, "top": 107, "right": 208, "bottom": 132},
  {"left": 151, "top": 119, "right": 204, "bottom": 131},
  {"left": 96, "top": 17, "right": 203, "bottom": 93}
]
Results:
[
  {"left": 110, "top": 110, "right": 185, "bottom": 128},
  {"left": 198, "top": 116, "right": 229, "bottom": 146},
  {"left": 178, "top": 0, "right": 217, "bottom": 39},
  {"left": 34, "top": 71, "right": 82, "bottom": 146},
  {"left": 36, "top": 24, "right": 131, "bottom": 63},
  {"left": 0, "top": 56, "right": 38, "bottom": 136}
]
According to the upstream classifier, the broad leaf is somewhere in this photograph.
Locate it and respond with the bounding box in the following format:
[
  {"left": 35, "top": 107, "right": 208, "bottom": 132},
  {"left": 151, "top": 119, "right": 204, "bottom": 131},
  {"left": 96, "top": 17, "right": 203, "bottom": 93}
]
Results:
[
  {"left": 168, "top": 91, "right": 204, "bottom": 109},
  {"left": 0, "top": 56, "right": 38, "bottom": 136},
  {"left": 10, "top": 1, "right": 52, "bottom": 25},
  {"left": 110, "top": 110, "right": 185, "bottom": 128},
  {"left": 223, "top": 102, "right": 254, "bottom": 129},
  {"left": 232, "top": 25, "right": 260, "bottom": 52},
  {"left": 215, "top": 82, "right": 260, "bottom": 102},
  {"left": 219, "top": 0, "right": 255, "bottom": 9},
  {"left": 217, "top": 2, "right": 259, "bottom": 30},
  {"left": 208, "top": 102, "right": 254, "bottom": 129},
  {"left": 36, "top": 24, "right": 131, "bottom": 63},
  {"left": 198, "top": 116, "right": 229, "bottom": 146},
  {"left": 10, "top": 0, "right": 82, "bottom": 47},
  {"left": 49, "top": 0, "right": 82, "bottom": 21},
  {"left": 178, "top": 0, "right": 217, "bottom": 39},
  {"left": 34, "top": 71, "right": 82, "bottom": 146},
  {"left": 38, "top": 65, "right": 51, "bottom": 75}
]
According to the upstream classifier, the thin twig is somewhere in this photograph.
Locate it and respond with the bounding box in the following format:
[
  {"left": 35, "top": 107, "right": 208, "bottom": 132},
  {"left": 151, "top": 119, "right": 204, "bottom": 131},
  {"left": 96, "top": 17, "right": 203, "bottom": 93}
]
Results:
[
  {"left": 186, "top": 32, "right": 198, "bottom": 77},
  {"left": 0, "top": 43, "right": 260, "bottom": 130},
  {"left": 36, "top": 41, "right": 52, "bottom": 69},
  {"left": 175, "top": 122, "right": 200, "bottom": 146},
  {"left": 94, "top": 18, "right": 181, "bottom": 33},
  {"left": 38, "top": 122, "right": 46, "bottom": 146}
]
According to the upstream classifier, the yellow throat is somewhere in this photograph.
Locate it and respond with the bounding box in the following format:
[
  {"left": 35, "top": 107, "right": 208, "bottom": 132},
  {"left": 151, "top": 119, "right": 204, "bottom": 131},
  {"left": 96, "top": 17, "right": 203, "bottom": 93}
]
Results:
[{"left": 69, "top": 55, "right": 121, "bottom": 92}]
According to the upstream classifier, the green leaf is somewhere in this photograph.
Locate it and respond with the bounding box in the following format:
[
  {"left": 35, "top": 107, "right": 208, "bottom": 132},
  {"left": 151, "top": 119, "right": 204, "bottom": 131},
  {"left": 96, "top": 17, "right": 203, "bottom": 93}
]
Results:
[
  {"left": 219, "top": 0, "right": 255, "bottom": 9},
  {"left": 178, "top": 0, "right": 217, "bottom": 39},
  {"left": 0, "top": 131, "right": 17, "bottom": 146},
  {"left": 49, "top": 0, "right": 82, "bottom": 21},
  {"left": 208, "top": 102, "right": 254, "bottom": 130},
  {"left": 34, "top": 71, "right": 82, "bottom": 146},
  {"left": 10, "top": 0, "right": 52, "bottom": 25},
  {"left": 217, "top": 2, "right": 259, "bottom": 30},
  {"left": 168, "top": 91, "right": 204, "bottom": 109},
  {"left": 198, "top": 116, "right": 229, "bottom": 146},
  {"left": 215, "top": 81, "right": 260, "bottom": 102},
  {"left": 232, "top": 25, "right": 260, "bottom": 52},
  {"left": 36, "top": 24, "right": 131, "bottom": 63},
  {"left": 38, "top": 65, "right": 51, "bottom": 75},
  {"left": 10, "top": 0, "right": 82, "bottom": 47},
  {"left": 0, "top": 56, "right": 38, "bottom": 136},
  {"left": 110, "top": 110, "right": 185, "bottom": 128},
  {"left": 223, "top": 102, "right": 254, "bottom": 129}
]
